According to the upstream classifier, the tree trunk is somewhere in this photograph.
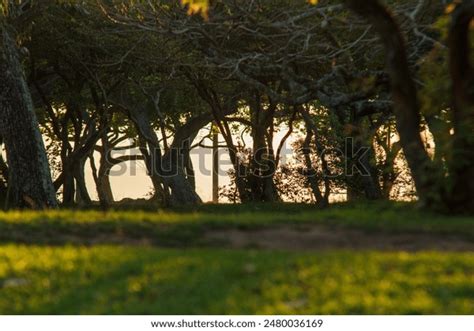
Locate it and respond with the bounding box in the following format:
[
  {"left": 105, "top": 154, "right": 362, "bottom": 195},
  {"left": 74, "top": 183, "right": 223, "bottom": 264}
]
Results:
[
  {"left": 158, "top": 118, "right": 204, "bottom": 206},
  {"left": 0, "top": 139, "right": 8, "bottom": 205},
  {"left": 0, "top": 26, "right": 57, "bottom": 209},
  {"left": 352, "top": 137, "right": 382, "bottom": 200},
  {"left": 248, "top": 95, "right": 280, "bottom": 202},
  {"left": 97, "top": 134, "right": 115, "bottom": 206},
  {"left": 193, "top": 84, "right": 252, "bottom": 202},
  {"left": 138, "top": 137, "right": 169, "bottom": 205},
  {"left": 129, "top": 109, "right": 202, "bottom": 206},
  {"left": 300, "top": 109, "right": 330, "bottom": 206},
  {"left": 345, "top": 0, "right": 440, "bottom": 207},
  {"left": 448, "top": 2, "right": 474, "bottom": 212},
  {"left": 89, "top": 150, "right": 114, "bottom": 208},
  {"left": 212, "top": 130, "right": 219, "bottom": 203},
  {"left": 302, "top": 130, "right": 326, "bottom": 205},
  {"left": 61, "top": 164, "right": 75, "bottom": 206},
  {"left": 98, "top": 173, "right": 114, "bottom": 204},
  {"left": 73, "top": 157, "right": 92, "bottom": 206}
]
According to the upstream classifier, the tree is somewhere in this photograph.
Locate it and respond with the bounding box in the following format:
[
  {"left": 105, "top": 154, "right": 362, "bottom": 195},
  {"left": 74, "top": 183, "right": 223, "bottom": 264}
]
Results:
[
  {"left": 448, "top": 1, "right": 474, "bottom": 211},
  {"left": 0, "top": 20, "right": 57, "bottom": 208},
  {"left": 2, "top": 0, "right": 469, "bottom": 211},
  {"left": 179, "top": 0, "right": 473, "bottom": 211},
  {"left": 346, "top": 0, "right": 474, "bottom": 212}
]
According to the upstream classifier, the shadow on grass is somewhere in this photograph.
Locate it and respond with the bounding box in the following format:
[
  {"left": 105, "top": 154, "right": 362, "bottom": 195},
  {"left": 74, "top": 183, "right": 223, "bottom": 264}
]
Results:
[
  {"left": 0, "top": 247, "right": 473, "bottom": 314},
  {"left": 0, "top": 202, "right": 472, "bottom": 247}
]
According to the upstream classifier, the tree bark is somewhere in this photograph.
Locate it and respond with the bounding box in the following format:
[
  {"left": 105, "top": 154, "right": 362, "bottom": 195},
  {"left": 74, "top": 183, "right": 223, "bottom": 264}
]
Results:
[
  {"left": 90, "top": 149, "right": 114, "bottom": 208},
  {"left": 60, "top": 164, "right": 75, "bottom": 206},
  {"left": 73, "top": 157, "right": 92, "bottom": 206},
  {"left": 300, "top": 109, "right": 330, "bottom": 206},
  {"left": 302, "top": 130, "right": 325, "bottom": 204},
  {"left": 96, "top": 135, "right": 115, "bottom": 206},
  {"left": 0, "top": 25, "right": 57, "bottom": 209},
  {"left": 448, "top": 1, "right": 474, "bottom": 212},
  {"left": 248, "top": 94, "right": 280, "bottom": 202},
  {"left": 129, "top": 108, "right": 202, "bottom": 206},
  {"left": 138, "top": 137, "right": 169, "bottom": 204},
  {"left": 212, "top": 130, "right": 219, "bottom": 203}
]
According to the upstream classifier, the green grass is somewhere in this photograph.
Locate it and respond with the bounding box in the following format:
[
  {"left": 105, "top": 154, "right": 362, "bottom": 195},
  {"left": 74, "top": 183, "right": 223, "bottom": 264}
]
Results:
[
  {"left": 0, "top": 245, "right": 472, "bottom": 314},
  {"left": 0, "top": 202, "right": 472, "bottom": 245},
  {"left": 0, "top": 203, "right": 472, "bottom": 314}
]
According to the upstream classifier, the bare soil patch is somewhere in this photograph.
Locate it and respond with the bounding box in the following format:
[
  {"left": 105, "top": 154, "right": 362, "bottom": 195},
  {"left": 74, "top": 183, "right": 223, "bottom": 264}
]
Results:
[{"left": 204, "top": 225, "right": 474, "bottom": 251}]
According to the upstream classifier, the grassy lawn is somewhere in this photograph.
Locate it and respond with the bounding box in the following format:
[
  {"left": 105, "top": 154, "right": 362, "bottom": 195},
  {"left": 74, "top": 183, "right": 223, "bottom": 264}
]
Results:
[
  {"left": 0, "top": 203, "right": 472, "bottom": 314},
  {"left": 0, "top": 202, "right": 473, "bottom": 246},
  {"left": 0, "top": 245, "right": 472, "bottom": 314}
]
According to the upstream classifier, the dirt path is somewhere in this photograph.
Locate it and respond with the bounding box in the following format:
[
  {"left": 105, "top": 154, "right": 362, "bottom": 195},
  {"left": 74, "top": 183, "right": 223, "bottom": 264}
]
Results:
[
  {"left": 6, "top": 224, "right": 472, "bottom": 251},
  {"left": 204, "top": 225, "right": 474, "bottom": 251}
]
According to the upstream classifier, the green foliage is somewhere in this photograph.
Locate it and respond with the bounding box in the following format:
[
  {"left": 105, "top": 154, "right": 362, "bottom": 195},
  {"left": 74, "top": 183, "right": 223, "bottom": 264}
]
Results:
[{"left": 0, "top": 246, "right": 472, "bottom": 314}]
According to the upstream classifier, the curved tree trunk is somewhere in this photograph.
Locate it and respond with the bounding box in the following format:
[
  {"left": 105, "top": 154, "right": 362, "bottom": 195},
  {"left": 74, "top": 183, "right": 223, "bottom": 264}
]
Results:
[
  {"left": 89, "top": 150, "right": 114, "bottom": 208},
  {"left": 300, "top": 109, "right": 331, "bottom": 206},
  {"left": 248, "top": 95, "right": 280, "bottom": 202},
  {"left": 129, "top": 108, "right": 202, "bottom": 206},
  {"left": 97, "top": 164, "right": 114, "bottom": 205},
  {"left": 158, "top": 114, "right": 209, "bottom": 206},
  {"left": 193, "top": 83, "right": 253, "bottom": 202},
  {"left": 96, "top": 134, "right": 116, "bottom": 206},
  {"left": 448, "top": 2, "right": 474, "bottom": 213},
  {"left": 0, "top": 26, "right": 57, "bottom": 209},
  {"left": 97, "top": 172, "right": 114, "bottom": 205},
  {"left": 302, "top": 129, "right": 326, "bottom": 205},
  {"left": 345, "top": 0, "right": 440, "bottom": 207},
  {"left": 138, "top": 138, "right": 169, "bottom": 205}
]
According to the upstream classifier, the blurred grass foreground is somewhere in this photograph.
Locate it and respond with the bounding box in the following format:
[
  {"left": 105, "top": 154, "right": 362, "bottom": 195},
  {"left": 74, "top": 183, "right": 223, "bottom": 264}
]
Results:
[{"left": 0, "top": 202, "right": 473, "bottom": 314}]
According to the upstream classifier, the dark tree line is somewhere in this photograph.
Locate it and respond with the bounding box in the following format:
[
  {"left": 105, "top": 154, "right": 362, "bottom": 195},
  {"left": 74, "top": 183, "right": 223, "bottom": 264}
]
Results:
[{"left": 0, "top": 0, "right": 472, "bottom": 213}]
